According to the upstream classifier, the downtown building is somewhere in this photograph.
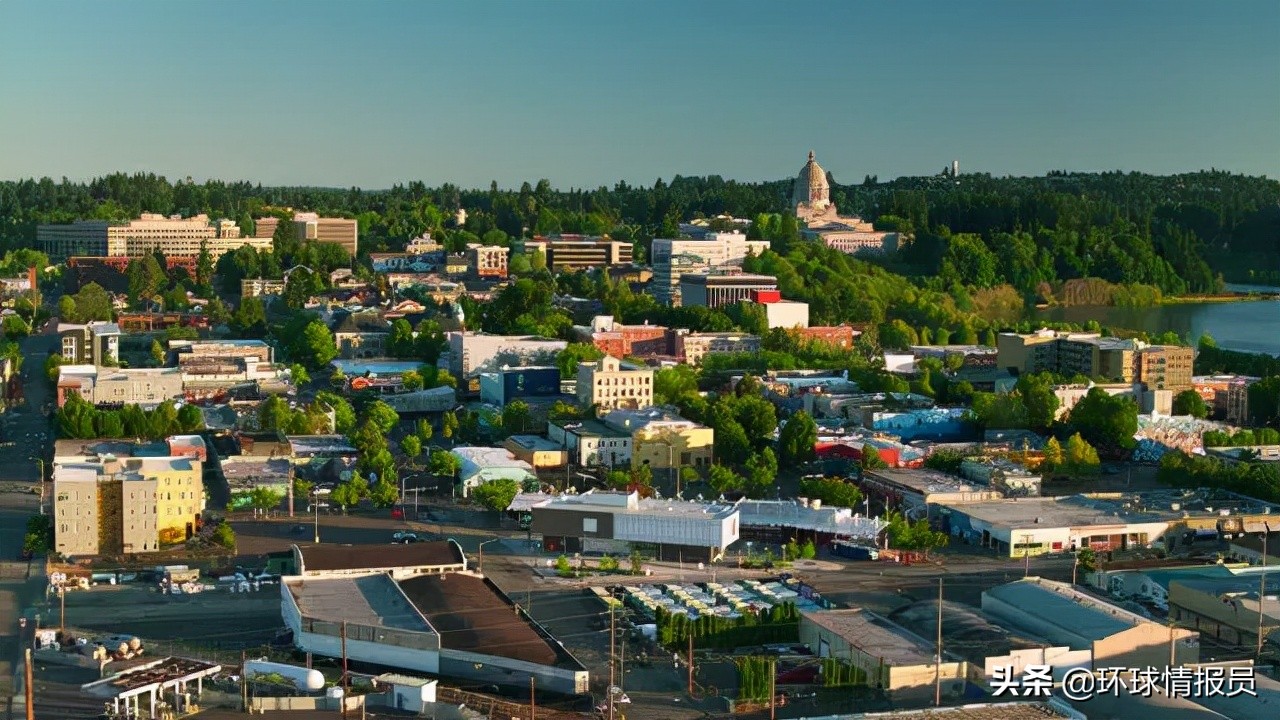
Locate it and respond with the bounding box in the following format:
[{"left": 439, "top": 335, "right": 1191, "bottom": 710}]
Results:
[
  {"left": 39, "top": 214, "right": 271, "bottom": 260},
  {"left": 997, "top": 329, "right": 1195, "bottom": 391},
  {"left": 255, "top": 212, "right": 359, "bottom": 256},
  {"left": 518, "top": 234, "right": 632, "bottom": 271},
  {"left": 651, "top": 232, "right": 770, "bottom": 306},
  {"left": 678, "top": 272, "right": 778, "bottom": 309}
]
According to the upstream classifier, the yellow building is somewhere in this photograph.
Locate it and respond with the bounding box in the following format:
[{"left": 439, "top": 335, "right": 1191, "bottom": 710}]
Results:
[
  {"left": 504, "top": 435, "right": 569, "bottom": 469},
  {"left": 603, "top": 408, "right": 714, "bottom": 472},
  {"left": 577, "top": 355, "right": 654, "bottom": 411}
]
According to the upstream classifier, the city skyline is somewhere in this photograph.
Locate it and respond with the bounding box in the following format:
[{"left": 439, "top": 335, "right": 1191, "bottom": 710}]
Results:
[{"left": 1, "top": 0, "right": 1277, "bottom": 189}]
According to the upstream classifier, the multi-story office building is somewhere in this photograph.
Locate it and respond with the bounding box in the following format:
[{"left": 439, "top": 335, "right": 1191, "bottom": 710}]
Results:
[
  {"left": 576, "top": 355, "right": 654, "bottom": 411},
  {"left": 675, "top": 331, "right": 762, "bottom": 366},
  {"left": 679, "top": 273, "right": 778, "bottom": 309},
  {"left": 519, "top": 235, "right": 633, "bottom": 271},
  {"left": 58, "top": 321, "right": 121, "bottom": 365},
  {"left": 583, "top": 316, "right": 669, "bottom": 358},
  {"left": 39, "top": 214, "right": 270, "bottom": 260},
  {"left": 651, "top": 233, "right": 770, "bottom": 307},
  {"left": 468, "top": 245, "right": 509, "bottom": 279},
  {"left": 255, "top": 212, "right": 359, "bottom": 256},
  {"left": 997, "top": 330, "right": 1193, "bottom": 391},
  {"left": 53, "top": 455, "right": 204, "bottom": 557}
]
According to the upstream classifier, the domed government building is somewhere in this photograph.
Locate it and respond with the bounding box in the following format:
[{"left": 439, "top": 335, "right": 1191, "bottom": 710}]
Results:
[{"left": 791, "top": 150, "right": 900, "bottom": 255}]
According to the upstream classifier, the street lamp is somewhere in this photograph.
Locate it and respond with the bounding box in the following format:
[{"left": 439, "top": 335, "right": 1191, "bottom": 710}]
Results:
[
  {"left": 312, "top": 490, "right": 321, "bottom": 544},
  {"left": 478, "top": 537, "right": 500, "bottom": 575}
]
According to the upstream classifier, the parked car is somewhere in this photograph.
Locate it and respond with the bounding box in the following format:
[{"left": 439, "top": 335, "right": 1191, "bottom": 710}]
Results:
[{"left": 392, "top": 531, "right": 419, "bottom": 543}]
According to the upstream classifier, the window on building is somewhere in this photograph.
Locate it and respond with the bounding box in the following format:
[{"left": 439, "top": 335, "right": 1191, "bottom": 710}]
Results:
[{"left": 583, "top": 517, "right": 598, "bottom": 533}]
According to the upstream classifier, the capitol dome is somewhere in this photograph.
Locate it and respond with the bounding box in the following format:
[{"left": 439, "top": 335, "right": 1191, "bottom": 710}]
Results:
[{"left": 792, "top": 150, "right": 831, "bottom": 213}]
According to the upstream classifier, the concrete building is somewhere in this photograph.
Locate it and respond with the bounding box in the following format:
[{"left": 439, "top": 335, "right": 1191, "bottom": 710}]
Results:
[
  {"left": 576, "top": 355, "right": 653, "bottom": 411},
  {"left": 983, "top": 577, "right": 1199, "bottom": 668},
  {"left": 477, "top": 366, "right": 562, "bottom": 408},
  {"left": 529, "top": 489, "right": 739, "bottom": 562},
  {"left": 451, "top": 446, "right": 537, "bottom": 496},
  {"left": 257, "top": 212, "right": 359, "bottom": 256},
  {"left": 504, "top": 435, "right": 568, "bottom": 469},
  {"left": 651, "top": 253, "right": 710, "bottom": 307},
  {"left": 997, "top": 330, "right": 1194, "bottom": 391},
  {"left": 1195, "top": 375, "right": 1259, "bottom": 424},
  {"left": 53, "top": 455, "right": 204, "bottom": 557},
  {"left": 331, "top": 311, "right": 391, "bottom": 359},
  {"left": 446, "top": 332, "right": 568, "bottom": 377},
  {"left": 547, "top": 418, "right": 633, "bottom": 467},
  {"left": 171, "top": 339, "right": 278, "bottom": 389},
  {"left": 468, "top": 245, "right": 508, "bottom": 279},
  {"left": 651, "top": 232, "right": 770, "bottom": 306},
  {"left": 521, "top": 234, "right": 632, "bottom": 271},
  {"left": 799, "top": 609, "right": 968, "bottom": 702},
  {"left": 58, "top": 321, "right": 121, "bottom": 365},
  {"left": 56, "top": 365, "right": 184, "bottom": 408},
  {"left": 679, "top": 272, "right": 778, "bottom": 309},
  {"left": 39, "top": 214, "right": 271, "bottom": 260},
  {"left": 603, "top": 407, "right": 714, "bottom": 473},
  {"left": 1053, "top": 382, "right": 1172, "bottom": 419},
  {"left": 282, "top": 570, "right": 588, "bottom": 694},
  {"left": 675, "top": 331, "right": 761, "bottom": 366}
]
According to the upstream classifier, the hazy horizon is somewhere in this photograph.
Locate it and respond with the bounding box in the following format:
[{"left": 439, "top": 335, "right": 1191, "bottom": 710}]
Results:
[{"left": 2, "top": 0, "right": 1276, "bottom": 188}]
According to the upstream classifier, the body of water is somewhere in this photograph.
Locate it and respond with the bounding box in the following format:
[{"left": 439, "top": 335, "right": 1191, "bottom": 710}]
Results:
[{"left": 1033, "top": 297, "right": 1280, "bottom": 356}]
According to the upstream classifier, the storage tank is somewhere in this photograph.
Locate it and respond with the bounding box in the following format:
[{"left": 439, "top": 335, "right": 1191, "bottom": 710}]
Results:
[{"left": 244, "top": 660, "right": 326, "bottom": 692}]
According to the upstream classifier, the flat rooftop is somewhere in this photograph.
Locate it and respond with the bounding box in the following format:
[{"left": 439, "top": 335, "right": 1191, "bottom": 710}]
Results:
[
  {"left": 507, "top": 435, "right": 564, "bottom": 452},
  {"left": 538, "top": 491, "right": 738, "bottom": 521},
  {"left": 297, "top": 541, "right": 465, "bottom": 572},
  {"left": 851, "top": 702, "right": 1077, "bottom": 720},
  {"left": 949, "top": 489, "right": 1280, "bottom": 530},
  {"left": 802, "top": 609, "right": 940, "bottom": 666},
  {"left": 864, "top": 468, "right": 988, "bottom": 495},
  {"left": 82, "top": 657, "right": 221, "bottom": 698},
  {"left": 985, "top": 578, "right": 1155, "bottom": 642},
  {"left": 398, "top": 573, "right": 579, "bottom": 668},
  {"left": 286, "top": 575, "right": 433, "bottom": 632}
]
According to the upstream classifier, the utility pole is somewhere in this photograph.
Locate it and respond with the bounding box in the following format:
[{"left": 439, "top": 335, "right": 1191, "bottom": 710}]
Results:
[
  {"left": 935, "top": 578, "right": 943, "bottom": 707},
  {"left": 1072, "top": 553, "right": 1079, "bottom": 586},
  {"left": 1257, "top": 523, "right": 1271, "bottom": 662},
  {"left": 1022, "top": 534, "right": 1032, "bottom": 577},
  {"left": 59, "top": 586, "right": 65, "bottom": 637},
  {"left": 24, "top": 648, "right": 34, "bottom": 720},
  {"left": 341, "top": 620, "right": 349, "bottom": 720},
  {"left": 529, "top": 676, "right": 536, "bottom": 720},
  {"left": 608, "top": 603, "right": 616, "bottom": 720},
  {"left": 313, "top": 490, "right": 320, "bottom": 544},
  {"left": 687, "top": 633, "right": 694, "bottom": 695},
  {"left": 239, "top": 650, "right": 247, "bottom": 713}
]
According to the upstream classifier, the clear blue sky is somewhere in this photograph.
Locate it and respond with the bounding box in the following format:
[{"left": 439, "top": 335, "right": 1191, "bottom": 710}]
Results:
[{"left": 1, "top": 0, "right": 1276, "bottom": 189}]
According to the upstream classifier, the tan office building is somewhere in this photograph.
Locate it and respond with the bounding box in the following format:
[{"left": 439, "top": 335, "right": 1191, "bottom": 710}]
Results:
[
  {"left": 577, "top": 355, "right": 653, "bottom": 411},
  {"left": 39, "top": 214, "right": 270, "bottom": 260},
  {"left": 256, "top": 212, "right": 359, "bottom": 256},
  {"left": 998, "top": 329, "right": 1192, "bottom": 390}
]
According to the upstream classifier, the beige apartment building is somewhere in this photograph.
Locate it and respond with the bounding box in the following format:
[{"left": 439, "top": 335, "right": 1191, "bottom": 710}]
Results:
[
  {"left": 255, "top": 212, "right": 359, "bottom": 256},
  {"left": 39, "top": 214, "right": 271, "bottom": 260},
  {"left": 469, "top": 245, "right": 509, "bottom": 278},
  {"left": 520, "top": 235, "right": 633, "bottom": 271},
  {"left": 997, "top": 329, "right": 1193, "bottom": 391},
  {"left": 53, "top": 456, "right": 204, "bottom": 557},
  {"left": 577, "top": 355, "right": 654, "bottom": 411}
]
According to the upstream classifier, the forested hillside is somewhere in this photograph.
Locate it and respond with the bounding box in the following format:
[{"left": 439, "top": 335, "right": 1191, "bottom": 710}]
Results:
[{"left": 0, "top": 169, "right": 1276, "bottom": 292}]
